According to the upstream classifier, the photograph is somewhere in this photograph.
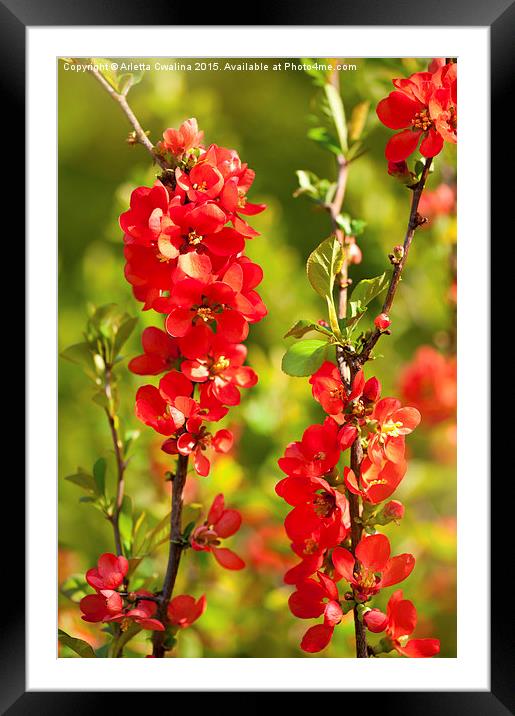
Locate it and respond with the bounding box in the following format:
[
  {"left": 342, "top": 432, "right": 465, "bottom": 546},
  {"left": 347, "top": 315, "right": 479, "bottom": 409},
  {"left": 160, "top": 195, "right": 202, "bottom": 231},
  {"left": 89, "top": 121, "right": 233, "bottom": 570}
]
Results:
[{"left": 57, "top": 56, "right": 458, "bottom": 660}]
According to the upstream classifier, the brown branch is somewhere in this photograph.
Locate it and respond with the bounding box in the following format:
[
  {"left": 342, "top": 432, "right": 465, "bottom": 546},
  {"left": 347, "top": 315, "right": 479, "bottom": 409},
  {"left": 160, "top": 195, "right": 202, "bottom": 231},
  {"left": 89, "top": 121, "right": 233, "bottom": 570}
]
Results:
[
  {"left": 151, "top": 453, "right": 189, "bottom": 658},
  {"left": 357, "top": 157, "right": 433, "bottom": 364},
  {"left": 86, "top": 63, "right": 171, "bottom": 171}
]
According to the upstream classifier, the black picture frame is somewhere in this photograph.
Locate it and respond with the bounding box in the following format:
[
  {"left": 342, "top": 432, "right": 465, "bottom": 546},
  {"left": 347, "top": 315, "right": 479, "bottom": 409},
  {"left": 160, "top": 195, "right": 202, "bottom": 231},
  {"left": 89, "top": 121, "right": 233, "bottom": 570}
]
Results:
[{"left": 6, "top": 1, "right": 506, "bottom": 712}]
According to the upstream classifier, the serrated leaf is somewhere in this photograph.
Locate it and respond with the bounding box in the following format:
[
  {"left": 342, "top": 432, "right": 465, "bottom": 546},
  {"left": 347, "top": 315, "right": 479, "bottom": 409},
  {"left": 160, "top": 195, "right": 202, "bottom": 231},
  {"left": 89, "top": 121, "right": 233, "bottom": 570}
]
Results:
[
  {"left": 348, "top": 101, "right": 370, "bottom": 142},
  {"left": 324, "top": 83, "right": 348, "bottom": 153},
  {"left": 281, "top": 339, "right": 330, "bottom": 377},
  {"left": 284, "top": 319, "right": 332, "bottom": 340},
  {"left": 58, "top": 629, "right": 96, "bottom": 658}
]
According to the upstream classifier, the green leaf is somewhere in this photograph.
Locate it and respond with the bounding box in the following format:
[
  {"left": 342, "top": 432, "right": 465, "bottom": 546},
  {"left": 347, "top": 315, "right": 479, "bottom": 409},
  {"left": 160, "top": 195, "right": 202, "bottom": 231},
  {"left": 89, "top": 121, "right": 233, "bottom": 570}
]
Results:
[
  {"left": 113, "top": 316, "right": 137, "bottom": 356},
  {"left": 307, "top": 126, "right": 341, "bottom": 155},
  {"left": 350, "top": 218, "right": 367, "bottom": 236},
  {"left": 60, "top": 342, "right": 97, "bottom": 380},
  {"left": 282, "top": 339, "right": 330, "bottom": 377},
  {"left": 348, "top": 100, "right": 370, "bottom": 142},
  {"left": 284, "top": 319, "right": 332, "bottom": 340},
  {"left": 92, "top": 458, "right": 106, "bottom": 497},
  {"left": 119, "top": 495, "right": 134, "bottom": 555},
  {"left": 307, "top": 235, "right": 343, "bottom": 300},
  {"left": 324, "top": 83, "right": 348, "bottom": 153},
  {"left": 350, "top": 272, "right": 390, "bottom": 308},
  {"left": 65, "top": 470, "right": 97, "bottom": 494},
  {"left": 60, "top": 574, "right": 90, "bottom": 603},
  {"left": 58, "top": 629, "right": 96, "bottom": 658}
]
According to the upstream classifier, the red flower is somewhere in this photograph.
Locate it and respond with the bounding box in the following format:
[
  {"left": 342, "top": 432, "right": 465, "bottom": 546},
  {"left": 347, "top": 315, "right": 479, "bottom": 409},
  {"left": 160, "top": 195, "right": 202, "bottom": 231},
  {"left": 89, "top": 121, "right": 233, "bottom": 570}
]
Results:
[
  {"left": 277, "top": 419, "right": 342, "bottom": 479},
  {"left": 135, "top": 369, "right": 195, "bottom": 436},
  {"left": 85, "top": 553, "right": 129, "bottom": 591},
  {"left": 289, "top": 572, "right": 344, "bottom": 653},
  {"left": 128, "top": 326, "right": 180, "bottom": 375},
  {"left": 344, "top": 457, "right": 407, "bottom": 505},
  {"left": 181, "top": 336, "right": 258, "bottom": 407},
  {"left": 332, "top": 533, "right": 415, "bottom": 601},
  {"left": 163, "top": 417, "right": 233, "bottom": 477},
  {"left": 176, "top": 162, "right": 224, "bottom": 203},
  {"left": 367, "top": 397, "right": 420, "bottom": 466},
  {"left": 278, "top": 475, "right": 349, "bottom": 548},
  {"left": 160, "top": 118, "right": 204, "bottom": 158},
  {"left": 119, "top": 180, "right": 170, "bottom": 247},
  {"left": 165, "top": 276, "right": 249, "bottom": 355},
  {"left": 376, "top": 68, "right": 456, "bottom": 162},
  {"left": 108, "top": 591, "right": 165, "bottom": 632},
  {"left": 309, "top": 363, "right": 380, "bottom": 420},
  {"left": 190, "top": 493, "right": 245, "bottom": 569},
  {"left": 167, "top": 594, "right": 207, "bottom": 628},
  {"left": 364, "top": 590, "right": 440, "bottom": 658},
  {"left": 80, "top": 590, "right": 123, "bottom": 623}
]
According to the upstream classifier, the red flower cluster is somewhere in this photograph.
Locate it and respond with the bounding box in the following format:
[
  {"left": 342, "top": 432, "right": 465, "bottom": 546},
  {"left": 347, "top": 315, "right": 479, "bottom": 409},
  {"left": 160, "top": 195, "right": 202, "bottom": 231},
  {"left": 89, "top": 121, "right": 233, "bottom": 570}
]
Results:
[
  {"left": 80, "top": 553, "right": 164, "bottom": 631},
  {"left": 277, "top": 361, "right": 439, "bottom": 655},
  {"left": 376, "top": 62, "right": 457, "bottom": 162},
  {"left": 79, "top": 553, "right": 207, "bottom": 635},
  {"left": 123, "top": 119, "right": 265, "bottom": 479}
]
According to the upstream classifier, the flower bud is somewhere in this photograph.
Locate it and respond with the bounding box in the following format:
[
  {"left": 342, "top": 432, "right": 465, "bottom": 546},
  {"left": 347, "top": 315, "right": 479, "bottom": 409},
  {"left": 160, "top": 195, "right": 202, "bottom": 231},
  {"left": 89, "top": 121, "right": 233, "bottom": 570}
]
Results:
[
  {"left": 384, "top": 500, "right": 405, "bottom": 521},
  {"left": 393, "top": 244, "right": 404, "bottom": 260},
  {"left": 317, "top": 319, "right": 330, "bottom": 328},
  {"left": 387, "top": 161, "right": 418, "bottom": 187},
  {"left": 363, "top": 608, "right": 388, "bottom": 633},
  {"left": 363, "top": 376, "right": 381, "bottom": 403},
  {"left": 374, "top": 313, "right": 391, "bottom": 331}
]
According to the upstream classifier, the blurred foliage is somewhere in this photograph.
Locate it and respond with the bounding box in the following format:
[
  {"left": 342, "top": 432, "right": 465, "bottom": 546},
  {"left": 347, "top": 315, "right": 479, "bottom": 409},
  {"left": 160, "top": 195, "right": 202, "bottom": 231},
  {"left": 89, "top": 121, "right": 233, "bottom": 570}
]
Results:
[{"left": 58, "top": 58, "right": 456, "bottom": 658}]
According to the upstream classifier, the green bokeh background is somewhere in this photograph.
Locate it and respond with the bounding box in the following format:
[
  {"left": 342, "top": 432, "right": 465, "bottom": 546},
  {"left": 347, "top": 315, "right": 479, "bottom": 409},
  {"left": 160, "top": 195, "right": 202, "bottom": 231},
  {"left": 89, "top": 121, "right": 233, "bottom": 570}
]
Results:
[{"left": 58, "top": 58, "right": 457, "bottom": 658}]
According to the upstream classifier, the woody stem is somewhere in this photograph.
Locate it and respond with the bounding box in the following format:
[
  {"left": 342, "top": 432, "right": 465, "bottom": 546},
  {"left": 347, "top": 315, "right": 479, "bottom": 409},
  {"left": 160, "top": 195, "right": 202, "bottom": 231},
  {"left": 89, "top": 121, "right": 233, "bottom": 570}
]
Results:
[{"left": 151, "top": 453, "right": 189, "bottom": 657}]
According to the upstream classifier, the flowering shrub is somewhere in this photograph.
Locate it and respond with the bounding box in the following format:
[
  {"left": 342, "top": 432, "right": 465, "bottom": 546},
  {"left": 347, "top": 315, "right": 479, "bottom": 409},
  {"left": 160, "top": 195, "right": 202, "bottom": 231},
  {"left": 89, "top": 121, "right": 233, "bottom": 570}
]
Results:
[
  {"left": 60, "top": 93, "right": 265, "bottom": 657},
  {"left": 277, "top": 59, "right": 456, "bottom": 656}
]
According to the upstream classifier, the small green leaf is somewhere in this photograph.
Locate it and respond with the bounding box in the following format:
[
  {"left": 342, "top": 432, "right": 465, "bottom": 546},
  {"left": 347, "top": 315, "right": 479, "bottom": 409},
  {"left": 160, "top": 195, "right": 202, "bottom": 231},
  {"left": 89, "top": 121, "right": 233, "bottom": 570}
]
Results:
[
  {"left": 58, "top": 629, "right": 96, "bottom": 658},
  {"left": 60, "top": 342, "right": 97, "bottom": 380},
  {"left": 282, "top": 339, "right": 330, "bottom": 377},
  {"left": 324, "top": 83, "right": 348, "bottom": 153},
  {"left": 350, "top": 272, "right": 390, "bottom": 308},
  {"left": 119, "top": 495, "right": 134, "bottom": 555},
  {"left": 92, "top": 458, "right": 106, "bottom": 497},
  {"left": 65, "top": 470, "right": 97, "bottom": 494},
  {"left": 113, "top": 316, "right": 138, "bottom": 356},
  {"left": 284, "top": 319, "right": 332, "bottom": 340},
  {"left": 307, "top": 126, "right": 341, "bottom": 155}
]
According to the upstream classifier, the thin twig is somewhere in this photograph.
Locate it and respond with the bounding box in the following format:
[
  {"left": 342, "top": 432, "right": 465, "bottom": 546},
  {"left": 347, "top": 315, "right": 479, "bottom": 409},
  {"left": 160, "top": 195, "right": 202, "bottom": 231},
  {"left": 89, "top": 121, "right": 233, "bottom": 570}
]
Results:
[{"left": 87, "top": 63, "right": 171, "bottom": 171}]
